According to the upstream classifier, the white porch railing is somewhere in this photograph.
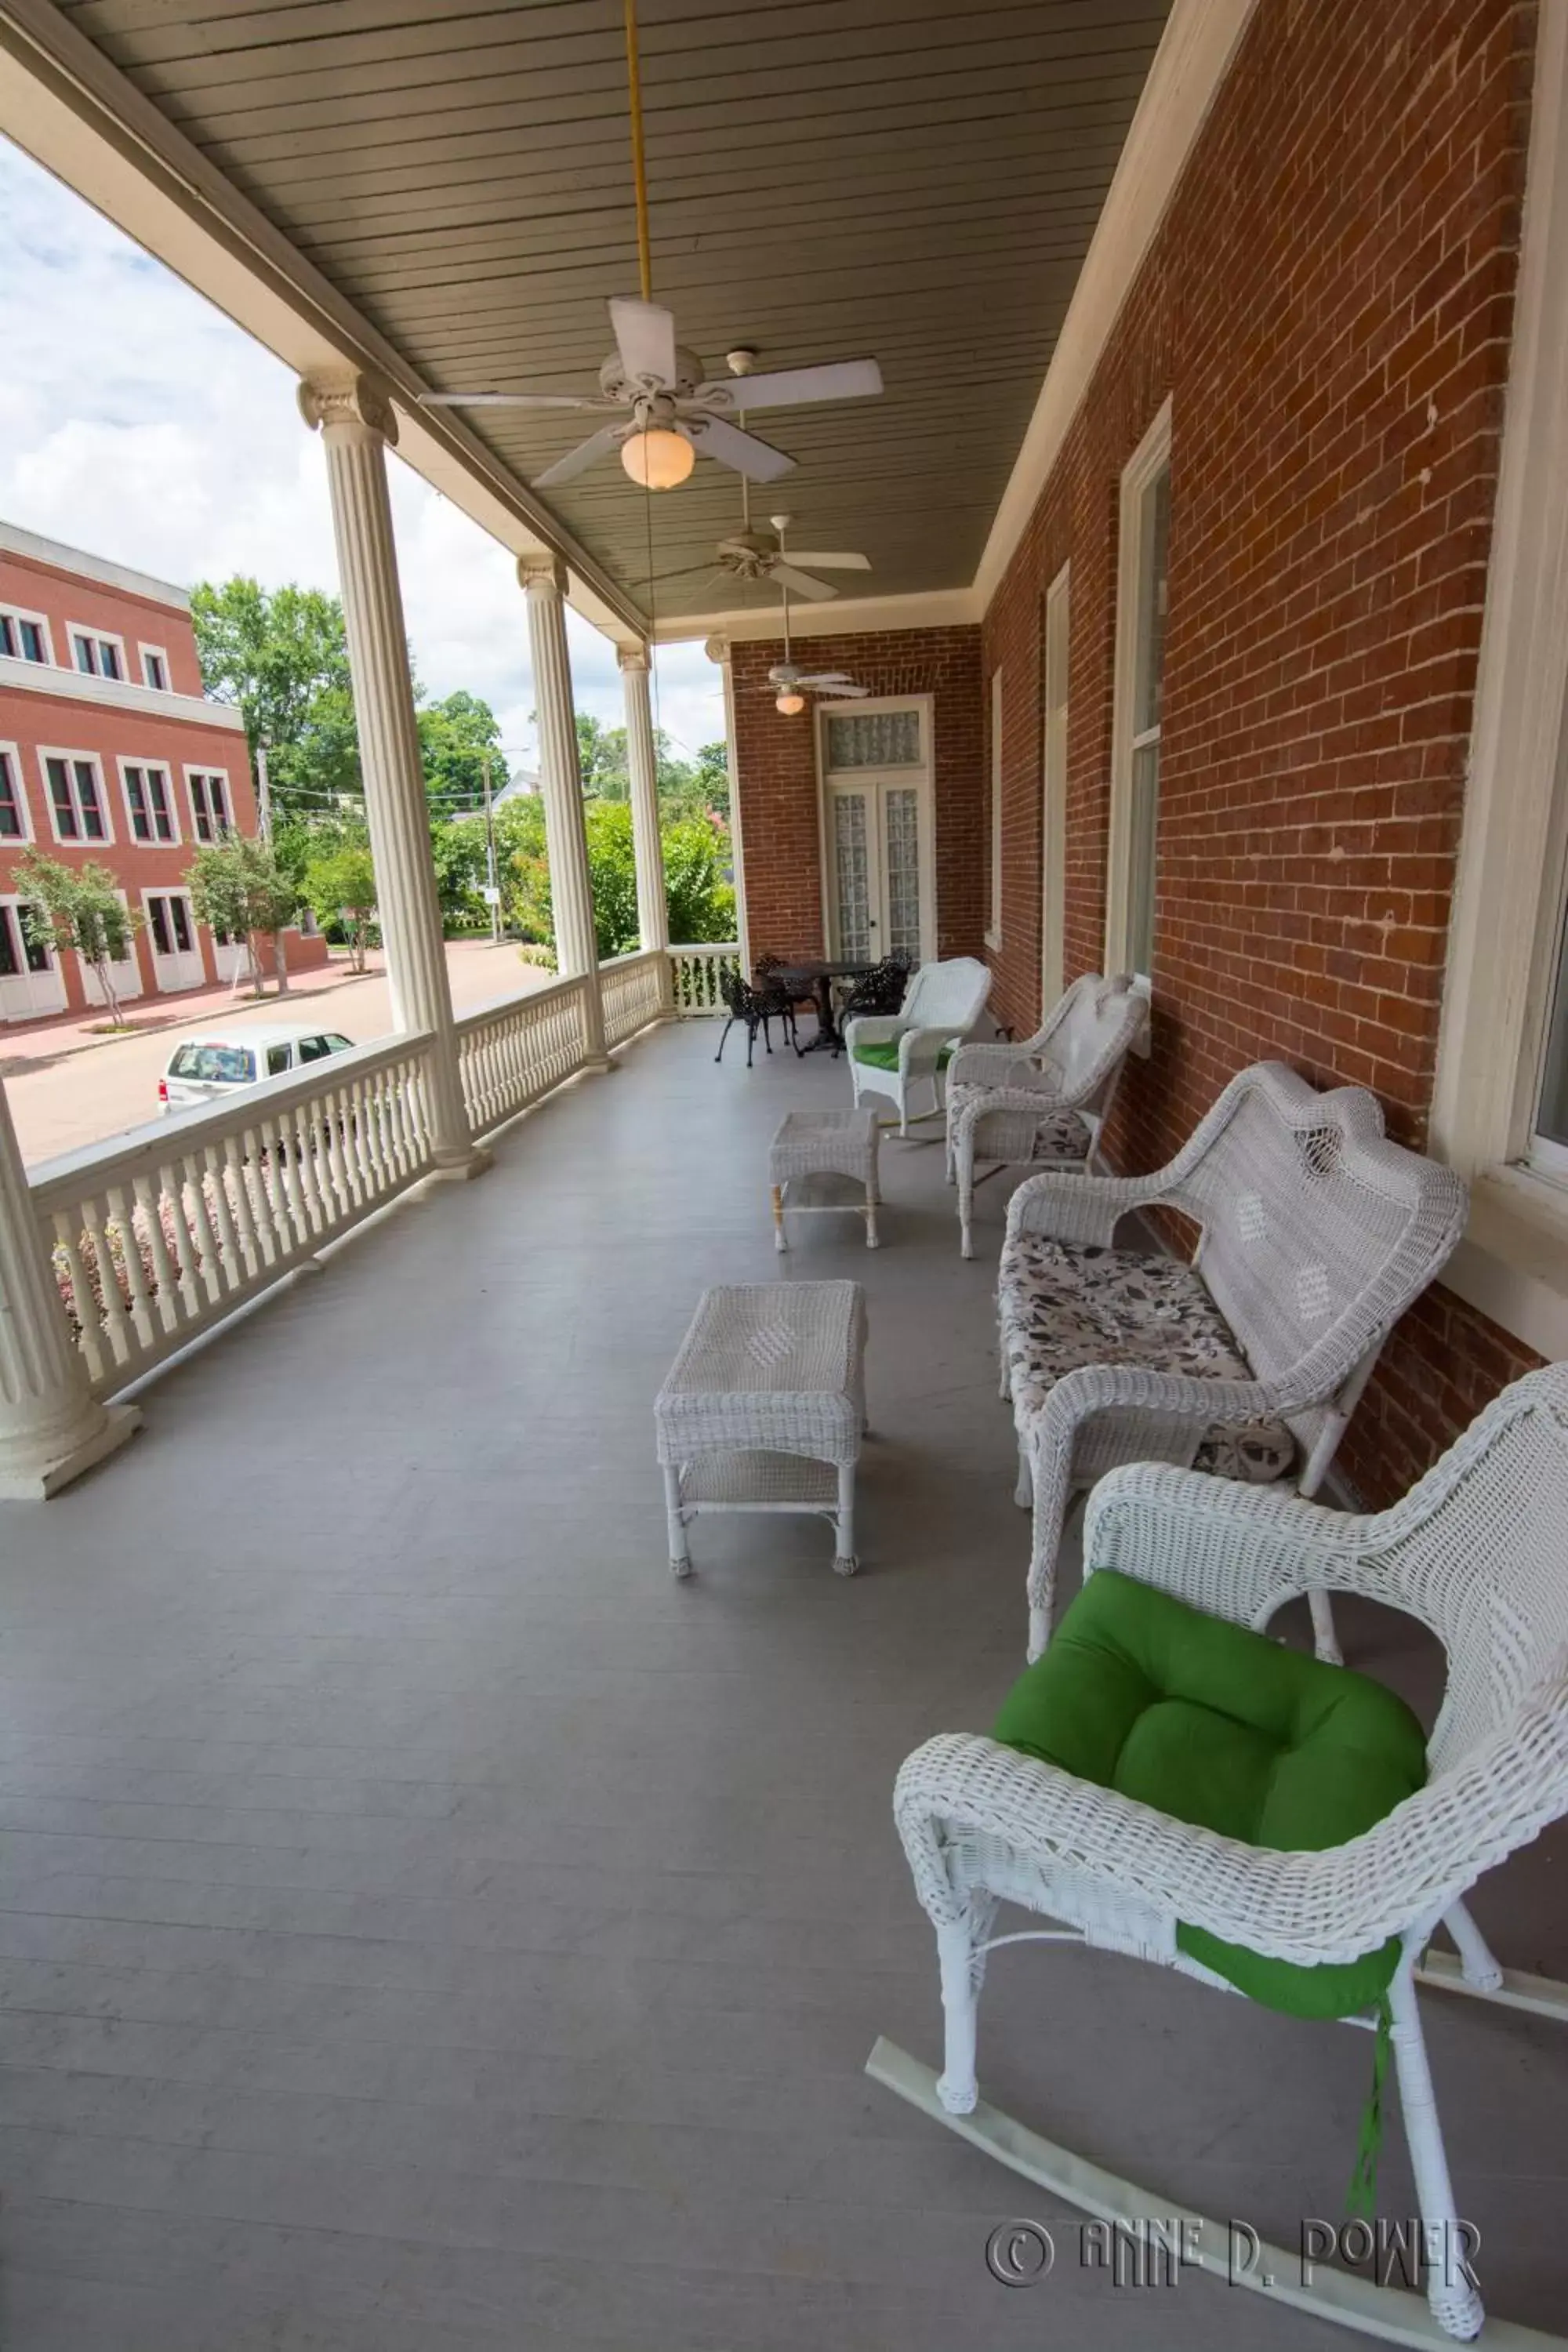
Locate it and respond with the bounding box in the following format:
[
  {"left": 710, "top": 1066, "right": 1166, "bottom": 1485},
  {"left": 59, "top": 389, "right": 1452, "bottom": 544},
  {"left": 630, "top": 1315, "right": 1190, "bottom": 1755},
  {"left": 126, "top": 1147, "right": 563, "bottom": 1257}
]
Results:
[
  {"left": 456, "top": 971, "right": 593, "bottom": 1138},
  {"left": 31, "top": 1033, "right": 437, "bottom": 1398},
  {"left": 670, "top": 943, "right": 741, "bottom": 1016},
  {"left": 601, "top": 947, "right": 668, "bottom": 1047}
]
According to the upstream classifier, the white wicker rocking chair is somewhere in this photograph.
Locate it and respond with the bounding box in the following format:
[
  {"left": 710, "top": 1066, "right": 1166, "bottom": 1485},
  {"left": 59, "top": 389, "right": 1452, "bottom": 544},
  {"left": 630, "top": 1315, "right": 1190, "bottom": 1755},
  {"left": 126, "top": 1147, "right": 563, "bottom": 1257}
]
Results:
[
  {"left": 874, "top": 1363, "right": 1568, "bottom": 2346},
  {"left": 1001, "top": 1062, "right": 1468, "bottom": 1663},
  {"left": 944, "top": 973, "right": 1149, "bottom": 1258}
]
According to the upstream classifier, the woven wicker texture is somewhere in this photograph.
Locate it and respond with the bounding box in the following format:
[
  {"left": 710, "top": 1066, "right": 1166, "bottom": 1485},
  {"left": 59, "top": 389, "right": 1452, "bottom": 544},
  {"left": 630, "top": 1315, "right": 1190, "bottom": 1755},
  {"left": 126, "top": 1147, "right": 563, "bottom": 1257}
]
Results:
[
  {"left": 655, "top": 1281, "right": 866, "bottom": 1466},
  {"left": 944, "top": 975, "right": 1148, "bottom": 1256},
  {"left": 1001, "top": 1062, "right": 1468, "bottom": 1655},
  {"left": 768, "top": 1109, "right": 880, "bottom": 1189}
]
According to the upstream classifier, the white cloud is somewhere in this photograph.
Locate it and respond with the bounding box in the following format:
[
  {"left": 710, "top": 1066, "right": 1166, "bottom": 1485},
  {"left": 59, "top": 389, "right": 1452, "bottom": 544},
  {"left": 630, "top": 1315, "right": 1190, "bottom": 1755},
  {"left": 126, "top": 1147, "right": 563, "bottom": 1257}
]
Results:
[{"left": 0, "top": 139, "right": 726, "bottom": 776}]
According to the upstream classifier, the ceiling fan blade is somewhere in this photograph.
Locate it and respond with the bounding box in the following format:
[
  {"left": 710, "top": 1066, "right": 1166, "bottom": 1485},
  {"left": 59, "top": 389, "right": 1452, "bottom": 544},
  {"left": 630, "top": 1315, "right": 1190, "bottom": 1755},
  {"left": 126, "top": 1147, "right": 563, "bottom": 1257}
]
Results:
[
  {"left": 531, "top": 422, "right": 628, "bottom": 488},
  {"left": 421, "top": 392, "right": 608, "bottom": 410},
  {"left": 808, "top": 680, "right": 869, "bottom": 698},
  {"left": 786, "top": 551, "right": 872, "bottom": 572},
  {"left": 699, "top": 359, "right": 883, "bottom": 412},
  {"left": 685, "top": 416, "right": 795, "bottom": 481},
  {"left": 609, "top": 296, "right": 679, "bottom": 389},
  {"left": 771, "top": 564, "right": 838, "bottom": 604}
]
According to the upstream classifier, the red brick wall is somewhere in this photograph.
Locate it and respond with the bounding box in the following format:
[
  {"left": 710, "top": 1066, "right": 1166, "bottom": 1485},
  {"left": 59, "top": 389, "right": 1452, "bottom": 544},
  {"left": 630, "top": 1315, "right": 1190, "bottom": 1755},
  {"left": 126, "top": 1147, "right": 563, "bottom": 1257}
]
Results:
[
  {"left": 1, "top": 549, "right": 204, "bottom": 696},
  {"left": 729, "top": 630, "right": 984, "bottom": 961},
  {"left": 975, "top": 0, "right": 1542, "bottom": 1499}
]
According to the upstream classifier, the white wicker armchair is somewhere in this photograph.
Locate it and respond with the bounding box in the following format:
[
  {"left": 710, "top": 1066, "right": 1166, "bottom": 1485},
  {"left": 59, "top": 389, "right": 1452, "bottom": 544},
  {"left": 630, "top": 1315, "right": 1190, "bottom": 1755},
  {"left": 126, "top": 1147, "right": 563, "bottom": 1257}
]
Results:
[
  {"left": 844, "top": 956, "right": 992, "bottom": 1133},
  {"left": 880, "top": 1365, "right": 1568, "bottom": 2345},
  {"left": 1002, "top": 1061, "right": 1467, "bottom": 1661},
  {"left": 944, "top": 973, "right": 1148, "bottom": 1258}
]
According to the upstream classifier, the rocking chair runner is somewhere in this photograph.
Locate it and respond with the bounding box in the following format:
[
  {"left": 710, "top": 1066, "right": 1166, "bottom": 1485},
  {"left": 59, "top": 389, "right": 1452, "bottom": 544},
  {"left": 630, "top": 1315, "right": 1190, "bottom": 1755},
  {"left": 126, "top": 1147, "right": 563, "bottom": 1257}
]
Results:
[
  {"left": 877, "top": 1363, "right": 1568, "bottom": 2346},
  {"left": 714, "top": 968, "right": 797, "bottom": 1067}
]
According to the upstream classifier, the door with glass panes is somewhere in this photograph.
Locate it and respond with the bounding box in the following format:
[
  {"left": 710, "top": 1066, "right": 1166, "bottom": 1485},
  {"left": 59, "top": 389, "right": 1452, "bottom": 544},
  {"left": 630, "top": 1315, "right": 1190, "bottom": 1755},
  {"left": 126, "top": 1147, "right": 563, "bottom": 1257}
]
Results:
[
  {"left": 0, "top": 895, "right": 67, "bottom": 1021},
  {"left": 820, "top": 702, "right": 933, "bottom": 968},
  {"left": 144, "top": 890, "right": 205, "bottom": 993}
]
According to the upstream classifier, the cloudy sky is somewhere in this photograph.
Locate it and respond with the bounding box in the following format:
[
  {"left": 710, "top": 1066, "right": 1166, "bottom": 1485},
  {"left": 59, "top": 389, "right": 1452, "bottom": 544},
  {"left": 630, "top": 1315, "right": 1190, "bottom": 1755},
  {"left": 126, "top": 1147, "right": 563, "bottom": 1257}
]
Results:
[{"left": 0, "top": 138, "right": 726, "bottom": 779}]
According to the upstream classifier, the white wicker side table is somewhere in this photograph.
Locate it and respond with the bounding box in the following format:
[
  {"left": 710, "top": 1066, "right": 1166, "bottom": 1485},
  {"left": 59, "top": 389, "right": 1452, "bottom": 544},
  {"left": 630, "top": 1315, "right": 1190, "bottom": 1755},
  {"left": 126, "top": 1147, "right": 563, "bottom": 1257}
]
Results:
[
  {"left": 768, "top": 1107, "right": 881, "bottom": 1250},
  {"left": 655, "top": 1280, "right": 868, "bottom": 1577}
]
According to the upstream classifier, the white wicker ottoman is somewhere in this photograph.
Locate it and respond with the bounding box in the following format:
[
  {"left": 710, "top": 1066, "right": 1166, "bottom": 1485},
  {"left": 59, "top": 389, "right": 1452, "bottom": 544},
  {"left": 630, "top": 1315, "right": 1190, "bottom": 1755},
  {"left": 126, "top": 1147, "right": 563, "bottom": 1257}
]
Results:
[
  {"left": 768, "top": 1107, "right": 881, "bottom": 1250},
  {"left": 655, "top": 1280, "right": 868, "bottom": 1577}
]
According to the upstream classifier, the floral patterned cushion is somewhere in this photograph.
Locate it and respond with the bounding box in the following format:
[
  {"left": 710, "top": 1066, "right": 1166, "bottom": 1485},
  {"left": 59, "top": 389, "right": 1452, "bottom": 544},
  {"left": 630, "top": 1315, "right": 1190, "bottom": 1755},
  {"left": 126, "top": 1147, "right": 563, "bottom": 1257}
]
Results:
[
  {"left": 1000, "top": 1235, "right": 1296, "bottom": 1483},
  {"left": 948, "top": 1084, "right": 1092, "bottom": 1163}
]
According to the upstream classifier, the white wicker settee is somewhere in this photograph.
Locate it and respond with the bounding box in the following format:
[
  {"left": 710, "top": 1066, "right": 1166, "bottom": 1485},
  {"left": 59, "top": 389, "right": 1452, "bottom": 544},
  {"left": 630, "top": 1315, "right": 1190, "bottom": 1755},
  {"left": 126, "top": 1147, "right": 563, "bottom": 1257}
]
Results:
[
  {"left": 944, "top": 973, "right": 1149, "bottom": 1257},
  {"left": 1000, "top": 1061, "right": 1468, "bottom": 1661},
  {"left": 878, "top": 1364, "right": 1568, "bottom": 2344}
]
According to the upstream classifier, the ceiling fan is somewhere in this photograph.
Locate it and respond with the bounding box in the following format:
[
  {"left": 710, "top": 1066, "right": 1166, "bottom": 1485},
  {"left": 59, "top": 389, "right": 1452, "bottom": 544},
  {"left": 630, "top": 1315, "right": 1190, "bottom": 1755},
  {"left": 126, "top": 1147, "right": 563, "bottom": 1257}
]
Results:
[
  {"left": 654, "top": 509, "right": 873, "bottom": 604},
  {"left": 760, "top": 518, "right": 869, "bottom": 713},
  {"left": 417, "top": 2, "right": 881, "bottom": 492}
]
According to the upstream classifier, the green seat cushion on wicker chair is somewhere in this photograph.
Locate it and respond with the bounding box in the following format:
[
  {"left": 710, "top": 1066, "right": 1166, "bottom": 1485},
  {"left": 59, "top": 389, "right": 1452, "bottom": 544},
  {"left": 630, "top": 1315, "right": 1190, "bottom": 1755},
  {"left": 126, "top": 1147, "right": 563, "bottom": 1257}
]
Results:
[
  {"left": 991, "top": 1570, "right": 1427, "bottom": 2019},
  {"left": 851, "top": 1036, "right": 956, "bottom": 1072}
]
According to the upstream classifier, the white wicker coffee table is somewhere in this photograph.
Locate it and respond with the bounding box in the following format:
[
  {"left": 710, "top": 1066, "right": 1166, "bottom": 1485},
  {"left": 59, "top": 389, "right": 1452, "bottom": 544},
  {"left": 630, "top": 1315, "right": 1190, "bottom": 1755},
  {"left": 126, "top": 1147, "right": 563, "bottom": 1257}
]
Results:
[
  {"left": 768, "top": 1107, "right": 881, "bottom": 1250},
  {"left": 655, "top": 1280, "right": 868, "bottom": 1577}
]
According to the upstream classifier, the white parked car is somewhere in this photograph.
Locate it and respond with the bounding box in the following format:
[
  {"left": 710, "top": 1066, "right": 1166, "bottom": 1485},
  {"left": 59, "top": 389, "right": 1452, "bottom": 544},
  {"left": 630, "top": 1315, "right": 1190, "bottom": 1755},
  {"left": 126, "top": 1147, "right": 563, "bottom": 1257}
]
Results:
[{"left": 159, "top": 1025, "right": 356, "bottom": 1112}]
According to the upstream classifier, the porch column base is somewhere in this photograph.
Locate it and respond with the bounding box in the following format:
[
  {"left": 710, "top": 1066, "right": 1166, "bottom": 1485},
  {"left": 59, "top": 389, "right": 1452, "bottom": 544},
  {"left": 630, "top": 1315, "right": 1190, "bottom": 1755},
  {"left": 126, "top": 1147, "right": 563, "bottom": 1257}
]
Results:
[
  {"left": 424, "top": 1143, "right": 495, "bottom": 1182},
  {"left": 0, "top": 1401, "right": 141, "bottom": 1501}
]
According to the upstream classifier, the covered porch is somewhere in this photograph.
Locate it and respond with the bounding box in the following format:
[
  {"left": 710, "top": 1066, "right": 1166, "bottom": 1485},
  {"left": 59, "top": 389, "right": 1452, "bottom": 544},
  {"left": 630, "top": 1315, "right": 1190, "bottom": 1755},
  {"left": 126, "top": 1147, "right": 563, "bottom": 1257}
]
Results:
[{"left": 2, "top": 1018, "right": 1562, "bottom": 2349}]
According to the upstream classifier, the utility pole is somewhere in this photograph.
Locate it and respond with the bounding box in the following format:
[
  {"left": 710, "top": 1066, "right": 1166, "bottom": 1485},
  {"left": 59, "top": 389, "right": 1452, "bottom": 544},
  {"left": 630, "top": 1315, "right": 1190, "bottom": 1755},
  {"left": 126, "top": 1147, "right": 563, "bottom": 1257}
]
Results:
[
  {"left": 482, "top": 749, "right": 501, "bottom": 946},
  {"left": 255, "top": 742, "right": 273, "bottom": 837}
]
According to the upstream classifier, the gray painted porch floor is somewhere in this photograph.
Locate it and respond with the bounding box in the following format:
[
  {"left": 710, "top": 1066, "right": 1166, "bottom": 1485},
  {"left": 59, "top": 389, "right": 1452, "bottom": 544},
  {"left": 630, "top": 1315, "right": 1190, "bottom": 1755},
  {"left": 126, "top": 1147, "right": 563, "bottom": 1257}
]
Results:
[{"left": 0, "top": 1018, "right": 1562, "bottom": 2350}]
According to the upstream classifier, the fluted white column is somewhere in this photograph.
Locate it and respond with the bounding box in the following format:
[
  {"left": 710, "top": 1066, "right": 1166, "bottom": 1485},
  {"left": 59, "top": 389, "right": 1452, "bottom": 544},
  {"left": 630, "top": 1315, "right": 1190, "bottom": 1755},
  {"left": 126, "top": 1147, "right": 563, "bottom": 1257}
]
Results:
[
  {"left": 704, "top": 634, "right": 750, "bottom": 969},
  {"left": 0, "top": 1080, "right": 138, "bottom": 1498},
  {"left": 618, "top": 642, "right": 674, "bottom": 1013},
  {"left": 520, "top": 554, "right": 608, "bottom": 1065},
  {"left": 299, "top": 373, "right": 487, "bottom": 1175}
]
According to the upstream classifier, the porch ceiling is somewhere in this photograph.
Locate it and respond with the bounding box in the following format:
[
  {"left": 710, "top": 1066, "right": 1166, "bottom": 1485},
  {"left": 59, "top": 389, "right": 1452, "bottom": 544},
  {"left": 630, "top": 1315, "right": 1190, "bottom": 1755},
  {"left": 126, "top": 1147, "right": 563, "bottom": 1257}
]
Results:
[{"left": 43, "top": 0, "right": 1171, "bottom": 622}]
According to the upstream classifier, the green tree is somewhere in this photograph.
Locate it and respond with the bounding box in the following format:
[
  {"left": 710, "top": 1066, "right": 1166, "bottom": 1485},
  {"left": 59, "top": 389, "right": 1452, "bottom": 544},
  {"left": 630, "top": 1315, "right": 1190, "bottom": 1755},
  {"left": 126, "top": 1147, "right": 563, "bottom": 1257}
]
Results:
[
  {"left": 303, "top": 837, "right": 378, "bottom": 974},
  {"left": 499, "top": 797, "right": 733, "bottom": 959},
  {"left": 419, "top": 690, "right": 508, "bottom": 814},
  {"left": 663, "top": 815, "right": 737, "bottom": 945},
  {"left": 575, "top": 713, "right": 630, "bottom": 800},
  {"left": 186, "top": 836, "right": 299, "bottom": 996},
  {"left": 690, "top": 739, "right": 731, "bottom": 822},
  {"left": 14, "top": 853, "right": 143, "bottom": 1029},
  {"left": 428, "top": 816, "right": 491, "bottom": 931},
  {"left": 190, "top": 578, "right": 363, "bottom": 817}
]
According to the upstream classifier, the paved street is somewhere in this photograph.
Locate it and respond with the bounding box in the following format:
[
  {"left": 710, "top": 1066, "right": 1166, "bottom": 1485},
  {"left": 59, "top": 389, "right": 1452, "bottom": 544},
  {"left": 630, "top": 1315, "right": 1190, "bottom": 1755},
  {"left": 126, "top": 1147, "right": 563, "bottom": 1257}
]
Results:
[{"left": 2, "top": 939, "right": 549, "bottom": 1167}]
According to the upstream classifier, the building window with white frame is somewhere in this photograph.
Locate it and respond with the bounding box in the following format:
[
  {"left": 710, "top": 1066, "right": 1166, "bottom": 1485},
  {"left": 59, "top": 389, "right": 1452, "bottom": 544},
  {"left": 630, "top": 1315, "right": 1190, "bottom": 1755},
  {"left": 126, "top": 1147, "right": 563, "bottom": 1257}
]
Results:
[
  {"left": 187, "top": 769, "right": 231, "bottom": 840},
  {"left": 1108, "top": 401, "right": 1172, "bottom": 982},
  {"left": 986, "top": 667, "right": 1004, "bottom": 949},
  {"left": 122, "top": 762, "right": 177, "bottom": 844},
  {"left": 140, "top": 645, "right": 169, "bottom": 691},
  {"left": 0, "top": 608, "right": 51, "bottom": 664},
  {"left": 70, "top": 629, "right": 125, "bottom": 681},
  {"left": 0, "top": 748, "right": 27, "bottom": 840},
  {"left": 42, "top": 752, "right": 109, "bottom": 843}
]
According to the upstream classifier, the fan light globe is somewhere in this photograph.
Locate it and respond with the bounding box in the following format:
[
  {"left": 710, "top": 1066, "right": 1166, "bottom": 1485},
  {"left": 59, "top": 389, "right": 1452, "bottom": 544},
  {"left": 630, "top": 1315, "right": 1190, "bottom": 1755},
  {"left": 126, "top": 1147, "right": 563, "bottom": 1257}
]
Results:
[
  {"left": 775, "top": 689, "right": 806, "bottom": 716},
  {"left": 620, "top": 426, "right": 694, "bottom": 490}
]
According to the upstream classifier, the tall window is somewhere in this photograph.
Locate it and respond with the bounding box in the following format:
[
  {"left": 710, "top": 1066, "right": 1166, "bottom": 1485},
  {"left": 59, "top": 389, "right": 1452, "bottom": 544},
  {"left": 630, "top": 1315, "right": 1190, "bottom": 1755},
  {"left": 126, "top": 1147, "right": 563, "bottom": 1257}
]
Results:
[
  {"left": 122, "top": 763, "right": 176, "bottom": 844},
  {"left": 0, "top": 750, "right": 26, "bottom": 840},
  {"left": 188, "top": 770, "right": 231, "bottom": 840},
  {"left": 0, "top": 609, "right": 50, "bottom": 664},
  {"left": 140, "top": 647, "right": 169, "bottom": 691},
  {"left": 1108, "top": 401, "right": 1172, "bottom": 982},
  {"left": 43, "top": 753, "right": 108, "bottom": 843},
  {"left": 986, "top": 669, "right": 1004, "bottom": 949}
]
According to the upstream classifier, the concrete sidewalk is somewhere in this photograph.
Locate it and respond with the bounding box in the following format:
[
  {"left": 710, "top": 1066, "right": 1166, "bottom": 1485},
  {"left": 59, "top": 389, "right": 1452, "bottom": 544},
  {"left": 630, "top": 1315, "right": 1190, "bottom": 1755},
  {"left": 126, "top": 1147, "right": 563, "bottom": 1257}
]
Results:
[{"left": 5, "top": 938, "right": 550, "bottom": 1166}]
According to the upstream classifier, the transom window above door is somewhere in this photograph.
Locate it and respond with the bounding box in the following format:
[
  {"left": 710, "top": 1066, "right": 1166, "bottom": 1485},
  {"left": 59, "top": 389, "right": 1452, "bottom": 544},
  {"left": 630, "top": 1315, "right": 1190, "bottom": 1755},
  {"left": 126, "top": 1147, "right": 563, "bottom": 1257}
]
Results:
[
  {"left": 824, "top": 708, "right": 923, "bottom": 769},
  {"left": 42, "top": 753, "right": 109, "bottom": 843}
]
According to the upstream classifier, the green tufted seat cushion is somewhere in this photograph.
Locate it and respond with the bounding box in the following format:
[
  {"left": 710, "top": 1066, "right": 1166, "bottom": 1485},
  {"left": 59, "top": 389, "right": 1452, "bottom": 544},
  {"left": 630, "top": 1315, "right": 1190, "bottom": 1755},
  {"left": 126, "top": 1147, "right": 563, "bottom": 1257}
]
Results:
[
  {"left": 990, "top": 1570, "right": 1428, "bottom": 2018},
  {"left": 851, "top": 1036, "right": 956, "bottom": 1072}
]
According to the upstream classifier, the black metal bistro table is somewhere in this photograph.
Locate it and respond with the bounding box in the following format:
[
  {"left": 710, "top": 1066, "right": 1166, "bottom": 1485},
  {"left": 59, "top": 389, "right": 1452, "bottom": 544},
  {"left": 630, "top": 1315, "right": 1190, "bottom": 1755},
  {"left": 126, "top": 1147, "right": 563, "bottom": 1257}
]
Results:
[{"left": 771, "top": 960, "right": 873, "bottom": 1055}]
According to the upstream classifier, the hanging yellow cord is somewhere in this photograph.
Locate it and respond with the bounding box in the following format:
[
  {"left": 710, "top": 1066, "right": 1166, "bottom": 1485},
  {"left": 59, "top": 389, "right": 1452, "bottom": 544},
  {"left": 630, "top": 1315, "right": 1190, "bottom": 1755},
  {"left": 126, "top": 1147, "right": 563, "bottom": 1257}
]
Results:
[{"left": 623, "top": 0, "right": 653, "bottom": 303}]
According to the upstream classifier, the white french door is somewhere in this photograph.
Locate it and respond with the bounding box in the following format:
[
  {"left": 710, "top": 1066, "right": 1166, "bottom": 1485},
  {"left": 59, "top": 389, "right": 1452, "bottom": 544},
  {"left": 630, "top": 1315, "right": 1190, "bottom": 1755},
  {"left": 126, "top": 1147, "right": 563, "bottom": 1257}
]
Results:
[
  {"left": 821, "top": 701, "right": 933, "bottom": 967},
  {"left": 144, "top": 890, "right": 205, "bottom": 993},
  {"left": 0, "top": 895, "right": 67, "bottom": 1021},
  {"left": 78, "top": 888, "right": 144, "bottom": 1009}
]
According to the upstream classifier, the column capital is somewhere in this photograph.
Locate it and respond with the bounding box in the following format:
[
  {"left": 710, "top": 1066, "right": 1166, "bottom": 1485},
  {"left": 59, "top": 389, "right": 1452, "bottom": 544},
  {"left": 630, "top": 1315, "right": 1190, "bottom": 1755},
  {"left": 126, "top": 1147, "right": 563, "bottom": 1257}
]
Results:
[
  {"left": 616, "top": 641, "right": 652, "bottom": 674},
  {"left": 703, "top": 633, "right": 731, "bottom": 666},
  {"left": 297, "top": 371, "right": 399, "bottom": 445},
  {"left": 518, "top": 550, "right": 568, "bottom": 596}
]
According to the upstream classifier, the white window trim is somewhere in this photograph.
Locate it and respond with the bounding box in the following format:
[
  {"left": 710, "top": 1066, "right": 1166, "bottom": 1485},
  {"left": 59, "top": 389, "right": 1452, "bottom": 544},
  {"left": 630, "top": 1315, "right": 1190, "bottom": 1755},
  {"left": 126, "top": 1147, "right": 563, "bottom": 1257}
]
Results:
[
  {"left": 0, "top": 603, "right": 55, "bottom": 666},
  {"left": 985, "top": 666, "right": 1004, "bottom": 951},
  {"left": 36, "top": 746, "right": 114, "bottom": 848},
  {"left": 66, "top": 622, "right": 128, "bottom": 682},
  {"left": 138, "top": 642, "right": 170, "bottom": 691},
  {"left": 0, "top": 739, "right": 33, "bottom": 844},
  {"left": 141, "top": 885, "right": 200, "bottom": 967},
  {"left": 1040, "top": 562, "right": 1071, "bottom": 1017},
  {"left": 116, "top": 755, "right": 181, "bottom": 847},
  {"left": 183, "top": 763, "right": 232, "bottom": 841},
  {"left": 1428, "top": 7, "right": 1568, "bottom": 1359},
  {"left": 814, "top": 694, "right": 936, "bottom": 966},
  {"left": 1104, "top": 396, "right": 1172, "bottom": 1008}
]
